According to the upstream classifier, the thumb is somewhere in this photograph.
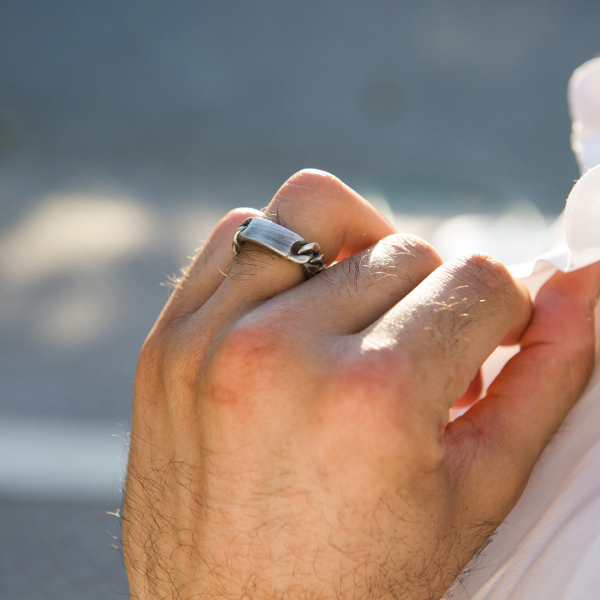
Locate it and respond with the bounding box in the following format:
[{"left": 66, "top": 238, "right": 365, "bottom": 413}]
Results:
[{"left": 446, "top": 262, "right": 600, "bottom": 520}]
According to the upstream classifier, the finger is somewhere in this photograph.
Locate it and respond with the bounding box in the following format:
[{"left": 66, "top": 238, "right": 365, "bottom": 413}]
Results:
[
  {"left": 357, "top": 254, "right": 532, "bottom": 410},
  {"left": 256, "top": 233, "right": 443, "bottom": 336},
  {"left": 157, "top": 208, "right": 262, "bottom": 325},
  {"left": 447, "top": 262, "right": 600, "bottom": 519},
  {"left": 200, "top": 169, "right": 396, "bottom": 324}
]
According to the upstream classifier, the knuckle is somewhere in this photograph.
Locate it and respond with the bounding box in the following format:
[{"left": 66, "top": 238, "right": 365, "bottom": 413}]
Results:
[
  {"left": 222, "top": 318, "right": 286, "bottom": 361},
  {"left": 137, "top": 319, "right": 211, "bottom": 400},
  {"left": 382, "top": 233, "right": 443, "bottom": 271},
  {"left": 362, "top": 234, "right": 442, "bottom": 289},
  {"left": 207, "top": 317, "right": 292, "bottom": 402},
  {"left": 458, "top": 253, "right": 517, "bottom": 298},
  {"left": 331, "top": 350, "right": 445, "bottom": 464},
  {"left": 284, "top": 168, "right": 340, "bottom": 194},
  {"left": 270, "top": 169, "right": 344, "bottom": 215},
  {"left": 333, "top": 350, "right": 404, "bottom": 404}
]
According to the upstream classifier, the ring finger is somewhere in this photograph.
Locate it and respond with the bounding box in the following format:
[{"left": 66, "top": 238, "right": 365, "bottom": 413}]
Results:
[{"left": 196, "top": 169, "right": 396, "bottom": 326}]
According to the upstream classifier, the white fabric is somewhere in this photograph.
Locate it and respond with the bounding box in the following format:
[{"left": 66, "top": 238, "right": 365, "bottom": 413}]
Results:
[
  {"left": 447, "top": 58, "right": 600, "bottom": 600},
  {"left": 570, "top": 57, "right": 600, "bottom": 174},
  {"left": 508, "top": 163, "right": 600, "bottom": 278}
]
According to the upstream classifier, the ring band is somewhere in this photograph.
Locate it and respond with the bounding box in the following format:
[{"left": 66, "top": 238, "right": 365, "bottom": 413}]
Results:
[{"left": 232, "top": 217, "right": 325, "bottom": 278}]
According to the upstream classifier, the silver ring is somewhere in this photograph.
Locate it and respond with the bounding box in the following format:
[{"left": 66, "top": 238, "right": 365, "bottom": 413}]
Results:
[{"left": 232, "top": 217, "right": 325, "bottom": 278}]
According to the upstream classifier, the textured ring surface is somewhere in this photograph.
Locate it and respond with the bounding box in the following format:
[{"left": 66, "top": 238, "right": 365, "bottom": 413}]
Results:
[{"left": 232, "top": 217, "right": 325, "bottom": 278}]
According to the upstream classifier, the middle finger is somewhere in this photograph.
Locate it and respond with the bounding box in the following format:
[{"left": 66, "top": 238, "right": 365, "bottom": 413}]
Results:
[{"left": 257, "top": 232, "right": 444, "bottom": 336}]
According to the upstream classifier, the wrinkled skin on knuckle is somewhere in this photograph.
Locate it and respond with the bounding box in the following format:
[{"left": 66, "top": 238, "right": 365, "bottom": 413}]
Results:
[
  {"left": 384, "top": 233, "right": 443, "bottom": 271},
  {"left": 457, "top": 253, "right": 519, "bottom": 311},
  {"left": 276, "top": 169, "right": 343, "bottom": 207},
  {"left": 411, "top": 255, "right": 519, "bottom": 361},
  {"left": 368, "top": 233, "right": 443, "bottom": 285},
  {"left": 267, "top": 169, "right": 346, "bottom": 228},
  {"left": 372, "top": 234, "right": 442, "bottom": 286}
]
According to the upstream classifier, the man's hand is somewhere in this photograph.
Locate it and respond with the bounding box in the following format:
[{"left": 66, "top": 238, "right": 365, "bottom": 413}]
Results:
[{"left": 122, "top": 170, "right": 600, "bottom": 600}]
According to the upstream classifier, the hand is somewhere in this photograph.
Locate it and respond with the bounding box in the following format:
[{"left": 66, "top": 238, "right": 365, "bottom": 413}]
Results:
[{"left": 122, "top": 170, "right": 600, "bottom": 600}]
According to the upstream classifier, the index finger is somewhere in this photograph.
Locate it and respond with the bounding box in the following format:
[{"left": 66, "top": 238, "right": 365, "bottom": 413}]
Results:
[{"left": 356, "top": 254, "right": 532, "bottom": 419}]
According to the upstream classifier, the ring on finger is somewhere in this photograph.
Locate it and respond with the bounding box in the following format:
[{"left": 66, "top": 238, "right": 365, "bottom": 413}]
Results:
[{"left": 232, "top": 217, "right": 326, "bottom": 278}]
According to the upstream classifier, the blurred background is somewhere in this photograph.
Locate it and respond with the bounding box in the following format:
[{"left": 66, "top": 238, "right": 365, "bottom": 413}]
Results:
[{"left": 0, "top": 0, "right": 598, "bottom": 597}]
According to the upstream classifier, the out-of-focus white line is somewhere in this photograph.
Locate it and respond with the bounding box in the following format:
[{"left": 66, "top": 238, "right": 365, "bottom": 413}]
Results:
[{"left": 0, "top": 417, "right": 128, "bottom": 502}]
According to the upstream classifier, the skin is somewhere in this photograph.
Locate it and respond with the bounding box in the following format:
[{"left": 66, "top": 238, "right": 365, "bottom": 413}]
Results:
[{"left": 122, "top": 169, "right": 600, "bottom": 600}]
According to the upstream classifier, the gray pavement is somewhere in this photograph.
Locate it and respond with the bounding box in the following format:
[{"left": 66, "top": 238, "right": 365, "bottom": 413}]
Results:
[{"left": 0, "top": 0, "right": 598, "bottom": 597}]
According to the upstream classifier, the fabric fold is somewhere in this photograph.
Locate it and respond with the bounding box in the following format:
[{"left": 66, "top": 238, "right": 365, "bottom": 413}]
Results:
[{"left": 509, "top": 163, "right": 600, "bottom": 279}]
